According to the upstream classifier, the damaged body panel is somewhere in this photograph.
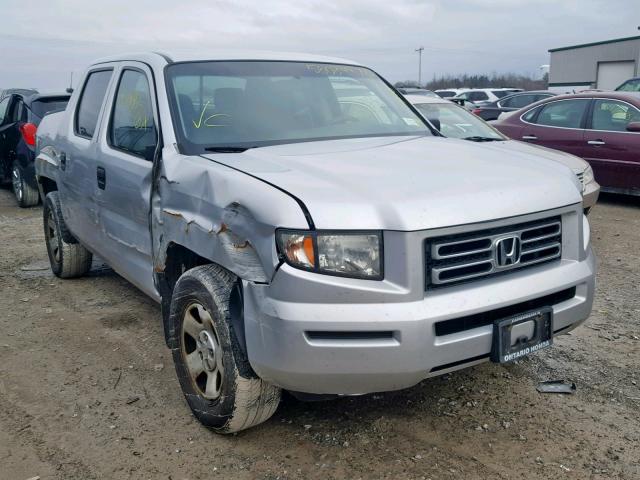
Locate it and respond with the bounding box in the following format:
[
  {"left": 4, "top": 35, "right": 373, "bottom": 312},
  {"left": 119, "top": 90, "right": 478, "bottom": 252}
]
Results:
[
  {"left": 151, "top": 151, "right": 309, "bottom": 285},
  {"left": 35, "top": 52, "right": 596, "bottom": 433}
]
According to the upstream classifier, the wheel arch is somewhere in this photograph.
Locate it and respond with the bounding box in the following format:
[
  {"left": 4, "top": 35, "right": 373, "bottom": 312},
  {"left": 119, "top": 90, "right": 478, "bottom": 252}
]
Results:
[{"left": 155, "top": 242, "right": 249, "bottom": 353}]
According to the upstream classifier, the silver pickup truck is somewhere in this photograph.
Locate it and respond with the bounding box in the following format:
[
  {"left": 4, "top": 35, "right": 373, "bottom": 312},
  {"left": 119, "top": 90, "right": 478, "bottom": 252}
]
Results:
[{"left": 35, "top": 52, "right": 595, "bottom": 433}]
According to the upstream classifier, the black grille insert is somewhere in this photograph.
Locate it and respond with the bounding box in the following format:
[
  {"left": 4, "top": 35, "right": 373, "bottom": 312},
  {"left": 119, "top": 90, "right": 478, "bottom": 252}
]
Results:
[{"left": 434, "top": 287, "right": 576, "bottom": 337}]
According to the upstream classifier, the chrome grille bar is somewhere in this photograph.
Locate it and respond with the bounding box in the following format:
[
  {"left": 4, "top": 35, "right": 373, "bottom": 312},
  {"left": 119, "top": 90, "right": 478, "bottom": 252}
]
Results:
[{"left": 427, "top": 217, "right": 562, "bottom": 288}]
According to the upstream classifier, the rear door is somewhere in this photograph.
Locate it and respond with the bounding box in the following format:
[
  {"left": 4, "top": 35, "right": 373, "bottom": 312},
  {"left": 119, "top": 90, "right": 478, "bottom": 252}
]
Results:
[
  {"left": 583, "top": 98, "right": 640, "bottom": 191},
  {"left": 519, "top": 98, "right": 590, "bottom": 158},
  {"left": 61, "top": 67, "right": 115, "bottom": 249},
  {"left": 0, "top": 95, "right": 23, "bottom": 178},
  {"left": 94, "top": 62, "right": 159, "bottom": 297}
]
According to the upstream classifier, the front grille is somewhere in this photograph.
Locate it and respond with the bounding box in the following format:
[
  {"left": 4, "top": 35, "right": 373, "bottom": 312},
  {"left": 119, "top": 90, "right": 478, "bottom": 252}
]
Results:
[
  {"left": 576, "top": 171, "right": 585, "bottom": 191},
  {"left": 426, "top": 216, "right": 562, "bottom": 288}
]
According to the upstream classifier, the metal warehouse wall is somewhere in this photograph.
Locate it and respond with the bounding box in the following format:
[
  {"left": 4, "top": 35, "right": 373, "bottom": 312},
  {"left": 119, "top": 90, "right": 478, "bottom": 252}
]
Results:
[{"left": 549, "top": 37, "right": 640, "bottom": 88}]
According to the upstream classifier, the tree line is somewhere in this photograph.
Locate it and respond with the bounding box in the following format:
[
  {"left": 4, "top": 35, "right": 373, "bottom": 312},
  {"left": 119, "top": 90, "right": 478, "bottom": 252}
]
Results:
[{"left": 396, "top": 73, "right": 549, "bottom": 91}]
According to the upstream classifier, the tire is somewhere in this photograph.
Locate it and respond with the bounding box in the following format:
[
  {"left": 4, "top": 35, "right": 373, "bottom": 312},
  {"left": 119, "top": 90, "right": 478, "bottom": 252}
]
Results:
[
  {"left": 43, "top": 192, "right": 93, "bottom": 278},
  {"left": 12, "top": 162, "right": 39, "bottom": 207},
  {"left": 169, "top": 264, "right": 281, "bottom": 433}
]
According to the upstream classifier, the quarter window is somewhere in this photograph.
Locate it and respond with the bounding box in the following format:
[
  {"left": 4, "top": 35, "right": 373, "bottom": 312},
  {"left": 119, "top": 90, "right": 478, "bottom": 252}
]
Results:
[
  {"left": 591, "top": 99, "right": 640, "bottom": 132},
  {"left": 0, "top": 97, "right": 9, "bottom": 124},
  {"left": 109, "top": 70, "right": 157, "bottom": 159},
  {"left": 535, "top": 99, "right": 589, "bottom": 129},
  {"left": 75, "top": 70, "right": 113, "bottom": 138}
]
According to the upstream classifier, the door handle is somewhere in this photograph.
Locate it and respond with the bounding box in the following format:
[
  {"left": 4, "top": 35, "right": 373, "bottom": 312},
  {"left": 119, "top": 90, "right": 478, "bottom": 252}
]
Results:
[
  {"left": 97, "top": 166, "right": 106, "bottom": 190},
  {"left": 60, "top": 152, "right": 67, "bottom": 171},
  {"left": 587, "top": 140, "right": 606, "bottom": 146},
  {"left": 522, "top": 135, "right": 538, "bottom": 140}
]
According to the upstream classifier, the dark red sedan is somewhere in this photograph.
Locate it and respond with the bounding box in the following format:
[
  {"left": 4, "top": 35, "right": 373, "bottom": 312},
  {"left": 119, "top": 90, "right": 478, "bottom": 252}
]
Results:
[{"left": 494, "top": 92, "right": 640, "bottom": 195}]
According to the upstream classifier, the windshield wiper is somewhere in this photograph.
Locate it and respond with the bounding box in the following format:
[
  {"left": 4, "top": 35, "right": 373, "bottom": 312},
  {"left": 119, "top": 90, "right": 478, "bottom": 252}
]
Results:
[
  {"left": 204, "top": 146, "right": 257, "bottom": 153},
  {"left": 463, "top": 136, "right": 504, "bottom": 142}
]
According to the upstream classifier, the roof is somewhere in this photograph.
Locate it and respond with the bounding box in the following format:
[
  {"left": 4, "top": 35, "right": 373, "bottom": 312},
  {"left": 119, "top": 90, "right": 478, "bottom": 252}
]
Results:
[
  {"left": 549, "top": 35, "right": 640, "bottom": 53},
  {"left": 538, "top": 91, "right": 640, "bottom": 105},
  {"left": 92, "top": 50, "right": 360, "bottom": 67}
]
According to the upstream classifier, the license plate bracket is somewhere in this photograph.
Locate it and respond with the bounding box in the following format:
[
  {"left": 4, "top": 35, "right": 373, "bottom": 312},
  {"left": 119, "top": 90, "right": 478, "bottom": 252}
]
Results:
[{"left": 491, "top": 307, "right": 553, "bottom": 363}]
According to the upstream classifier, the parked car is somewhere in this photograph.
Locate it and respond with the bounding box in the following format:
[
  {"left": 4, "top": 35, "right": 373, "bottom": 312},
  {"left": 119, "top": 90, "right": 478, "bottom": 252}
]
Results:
[
  {"left": 404, "top": 95, "right": 599, "bottom": 211},
  {"left": 616, "top": 77, "right": 640, "bottom": 92},
  {"left": 453, "top": 88, "right": 522, "bottom": 105},
  {"left": 0, "top": 90, "right": 70, "bottom": 206},
  {"left": 493, "top": 92, "right": 640, "bottom": 195},
  {"left": 396, "top": 87, "right": 439, "bottom": 97},
  {"left": 471, "top": 90, "right": 556, "bottom": 121},
  {"left": 36, "top": 52, "right": 595, "bottom": 433}
]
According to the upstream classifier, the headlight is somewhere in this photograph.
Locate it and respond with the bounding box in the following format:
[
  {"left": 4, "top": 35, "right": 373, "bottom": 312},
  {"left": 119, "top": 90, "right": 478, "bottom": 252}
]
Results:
[
  {"left": 582, "top": 165, "right": 594, "bottom": 191},
  {"left": 276, "top": 230, "right": 383, "bottom": 279}
]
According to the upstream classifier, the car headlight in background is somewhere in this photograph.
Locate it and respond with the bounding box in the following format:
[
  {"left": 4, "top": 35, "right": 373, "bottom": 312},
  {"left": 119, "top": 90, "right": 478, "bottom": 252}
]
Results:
[
  {"left": 582, "top": 164, "right": 594, "bottom": 191},
  {"left": 276, "top": 230, "right": 383, "bottom": 279}
]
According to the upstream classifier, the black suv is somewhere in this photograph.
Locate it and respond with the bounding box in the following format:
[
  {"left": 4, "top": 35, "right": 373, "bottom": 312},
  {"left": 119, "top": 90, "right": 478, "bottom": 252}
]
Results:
[{"left": 0, "top": 90, "right": 70, "bottom": 206}]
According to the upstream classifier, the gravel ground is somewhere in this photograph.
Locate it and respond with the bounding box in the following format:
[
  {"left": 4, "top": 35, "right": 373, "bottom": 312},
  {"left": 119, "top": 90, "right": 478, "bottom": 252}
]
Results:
[{"left": 0, "top": 187, "right": 638, "bottom": 480}]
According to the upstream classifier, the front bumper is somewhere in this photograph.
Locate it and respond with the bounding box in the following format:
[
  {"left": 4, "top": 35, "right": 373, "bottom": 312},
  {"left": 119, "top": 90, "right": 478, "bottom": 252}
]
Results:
[{"left": 243, "top": 206, "right": 595, "bottom": 395}]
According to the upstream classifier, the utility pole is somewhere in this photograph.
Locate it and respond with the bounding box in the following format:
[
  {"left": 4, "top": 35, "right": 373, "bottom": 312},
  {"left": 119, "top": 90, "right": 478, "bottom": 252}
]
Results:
[{"left": 415, "top": 46, "right": 424, "bottom": 86}]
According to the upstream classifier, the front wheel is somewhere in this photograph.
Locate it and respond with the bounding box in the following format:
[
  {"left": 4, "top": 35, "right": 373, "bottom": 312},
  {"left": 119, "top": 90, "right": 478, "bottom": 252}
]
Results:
[
  {"left": 169, "top": 264, "right": 281, "bottom": 433},
  {"left": 12, "top": 162, "right": 39, "bottom": 207}
]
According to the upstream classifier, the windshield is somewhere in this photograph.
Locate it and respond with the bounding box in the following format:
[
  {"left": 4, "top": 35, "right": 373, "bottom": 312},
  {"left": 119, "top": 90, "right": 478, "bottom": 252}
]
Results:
[
  {"left": 616, "top": 79, "right": 640, "bottom": 92},
  {"left": 31, "top": 97, "right": 70, "bottom": 124},
  {"left": 413, "top": 102, "right": 505, "bottom": 141},
  {"left": 165, "top": 61, "right": 430, "bottom": 153}
]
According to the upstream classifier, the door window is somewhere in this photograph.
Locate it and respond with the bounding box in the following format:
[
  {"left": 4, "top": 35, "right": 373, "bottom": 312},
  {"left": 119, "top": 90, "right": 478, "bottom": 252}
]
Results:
[
  {"left": 109, "top": 69, "right": 157, "bottom": 159},
  {"left": 75, "top": 70, "right": 113, "bottom": 138},
  {"left": 590, "top": 99, "right": 640, "bottom": 132},
  {"left": 502, "top": 94, "right": 537, "bottom": 109},
  {"left": 534, "top": 99, "right": 589, "bottom": 128}
]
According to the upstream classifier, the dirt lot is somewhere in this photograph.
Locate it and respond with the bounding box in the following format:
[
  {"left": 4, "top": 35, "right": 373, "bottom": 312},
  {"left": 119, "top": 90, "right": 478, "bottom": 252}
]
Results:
[{"left": 0, "top": 187, "right": 638, "bottom": 480}]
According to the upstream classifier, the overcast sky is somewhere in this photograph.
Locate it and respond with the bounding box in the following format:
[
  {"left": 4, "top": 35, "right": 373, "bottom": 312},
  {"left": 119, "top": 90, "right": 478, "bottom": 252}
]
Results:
[{"left": 0, "top": 0, "right": 637, "bottom": 90}]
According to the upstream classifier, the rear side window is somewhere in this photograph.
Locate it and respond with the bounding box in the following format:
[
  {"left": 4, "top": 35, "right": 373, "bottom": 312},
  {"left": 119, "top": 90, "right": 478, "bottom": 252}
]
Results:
[
  {"left": 75, "top": 70, "right": 113, "bottom": 138},
  {"left": 109, "top": 69, "right": 157, "bottom": 159},
  {"left": 534, "top": 99, "right": 589, "bottom": 129},
  {"left": 31, "top": 97, "right": 70, "bottom": 124}
]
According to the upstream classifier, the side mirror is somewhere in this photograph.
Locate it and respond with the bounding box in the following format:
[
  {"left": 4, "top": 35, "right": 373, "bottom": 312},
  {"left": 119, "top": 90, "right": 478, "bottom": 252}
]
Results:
[
  {"left": 626, "top": 122, "right": 640, "bottom": 132},
  {"left": 429, "top": 118, "right": 441, "bottom": 131}
]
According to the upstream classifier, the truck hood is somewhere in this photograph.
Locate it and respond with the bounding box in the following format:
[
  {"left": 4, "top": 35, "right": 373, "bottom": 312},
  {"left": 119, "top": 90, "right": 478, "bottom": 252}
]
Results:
[{"left": 201, "top": 136, "right": 582, "bottom": 230}]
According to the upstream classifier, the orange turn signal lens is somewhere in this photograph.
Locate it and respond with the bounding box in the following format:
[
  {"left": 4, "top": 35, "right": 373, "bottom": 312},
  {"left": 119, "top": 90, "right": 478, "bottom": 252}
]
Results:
[{"left": 280, "top": 233, "right": 315, "bottom": 268}]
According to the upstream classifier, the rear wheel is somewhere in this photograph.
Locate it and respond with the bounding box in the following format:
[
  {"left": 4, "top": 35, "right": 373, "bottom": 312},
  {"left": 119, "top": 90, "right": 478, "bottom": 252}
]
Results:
[
  {"left": 169, "top": 264, "right": 281, "bottom": 433},
  {"left": 43, "top": 192, "right": 93, "bottom": 278},
  {"left": 12, "top": 162, "right": 39, "bottom": 207}
]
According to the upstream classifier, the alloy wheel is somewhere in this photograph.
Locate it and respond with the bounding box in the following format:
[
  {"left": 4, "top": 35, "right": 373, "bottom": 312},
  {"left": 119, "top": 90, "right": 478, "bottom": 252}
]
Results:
[{"left": 181, "top": 302, "right": 224, "bottom": 400}]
